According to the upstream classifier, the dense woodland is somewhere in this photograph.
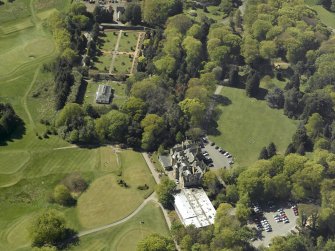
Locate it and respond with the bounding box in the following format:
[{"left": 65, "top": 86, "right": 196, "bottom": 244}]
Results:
[{"left": 31, "top": 0, "right": 335, "bottom": 250}]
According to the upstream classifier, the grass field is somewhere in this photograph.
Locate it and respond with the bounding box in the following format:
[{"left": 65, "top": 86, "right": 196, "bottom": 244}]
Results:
[
  {"left": 94, "top": 53, "right": 113, "bottom": 72},
  {"left": 0, "top": 1, "right": 166, "bottom": 250},
  {"left": 118, "top": 32, "right": 138, "bottom": 52},
  {"left": 113, "top": 54, "right": 133, "bottom": 74},
  {"left": 209, "top": 87, "right": 298, "bottom": 167},
  {"left": 71, "top": 202, "right": 170, "bottom": 251},
  {"left": 77, "top": 150, "right": 156, "bottom": 229},
  {"left": 101, "top": 31, "right": 119, "bottom": 52}
]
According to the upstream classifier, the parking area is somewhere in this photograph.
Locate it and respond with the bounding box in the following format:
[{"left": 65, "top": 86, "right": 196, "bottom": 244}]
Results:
[
  {"left": 202, "top": 139, "right": 232, "bottom": 169},
  {"left": 249, "top": 205, "right": 299, "bottom": 248}
]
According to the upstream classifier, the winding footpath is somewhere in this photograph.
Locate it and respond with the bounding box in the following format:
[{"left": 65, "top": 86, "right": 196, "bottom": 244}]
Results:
[{"left": 78, "top": 192, "right": 158, "bottom": 237}]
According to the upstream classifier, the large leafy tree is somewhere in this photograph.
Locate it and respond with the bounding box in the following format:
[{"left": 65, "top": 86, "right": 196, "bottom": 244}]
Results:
[
  {"left": 95, "top": 110, "right": 129, "bottom": 142},
  {"left": 140, "top": 114, "right": 165, "bottom": 150},
  {"left": 137, "top": 233, "right": 175, "bottom": 251},
  {"left": 155, "top": 176, "right": 176, "bottom": 209},
  {"left": 142, "top": 0, "right": 182, "bottom": 26},
  {"left": 31, "top": 210, "right": 75, "bottom": 248}
]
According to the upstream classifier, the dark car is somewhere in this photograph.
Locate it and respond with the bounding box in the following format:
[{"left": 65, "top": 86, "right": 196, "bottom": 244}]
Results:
[{"left": 210, "top": 142, "right": 215, "bottom": 146}]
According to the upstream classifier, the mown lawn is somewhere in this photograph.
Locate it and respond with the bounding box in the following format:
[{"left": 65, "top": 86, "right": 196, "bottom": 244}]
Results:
[
  {"left": 304, "top": 0, "right": 335, "bottom": 29},
  {"left": 113, "top": 53, "right": 133, "bottom": 74},
  {"left": 209, "top": 87, "right": 298, "bottom": 167},
  {"left": 118, "top": 31, "right": 138, "bottom": 52},
  {"left": 71, "top": 202, "right": 170, "bottom": 251},
  {"left": 100, "top": 31, "right": 119, "bottom": 52},
  {"left": 77, "top": 150, "right": 156, "bottom": 229}
]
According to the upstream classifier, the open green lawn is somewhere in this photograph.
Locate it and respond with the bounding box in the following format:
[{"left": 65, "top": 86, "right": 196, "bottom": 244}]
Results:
[
  {"left": 113, "top": 54, "right": 133, "bottom": 74},
  {"left": 304, "top": 0, "right": 335, "bottom": 29},
  {"left": 71, "top": 202, "right": 170, "bottom": 251},
  {"left": 118, "top": 31, "right": 138, "bottom": 52},
  {"left": 77, "top": 150, "right": 156, "bottom": 229},
  {"left": 209, "top": 87, "right": 298, "bottom": 167},
  {"left": 185, "top": 4, "right": 228, "bottom": 23},
  {"left": 260, "top": 75, "right": 288, "bottom": 90},
  {"left": 0, "top": 0, "right": 31, "bottom": 23},
  {"left": 94, "top": 53, "right": 112, "bottom": 72},
  {"left": 101, "top": 31, "right": 119, "bottom": 52},
  {"left": 84, "top": 80, "right": 127, "bottom": 107}
]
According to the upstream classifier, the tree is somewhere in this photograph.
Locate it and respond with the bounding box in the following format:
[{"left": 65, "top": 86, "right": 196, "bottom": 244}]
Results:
[
  {"left": 121, "top": 97, "right": 146, "bottom": 122},
  {"left": 259, "top": 147, "right": 269, "bottom": 160},
  {"left": 31, "top": 209, "right": 75, "bottom": 248},
  {"left": 228, "top": 66, "right": 239, "bottom": 87},
  {"left": 137, "top": 233, "right": 175, "bottom": 251},
  {"left": 305, "top": 113, "right": 324, "bottom": 139},
  {"left": 179, "top": 98, "right": 206, "bottom": 127},
  {"left": 53, "top": 184, "right": 75, "bottom": 206},
  {"left": 203, "top": 171, "right": 221, "bottom": 197},
  {"left": 124, "top": 3, "right": 142, "bottom": 25},
  {"left": 0, "top": 103, "right": 23, "bottom": 141},
  {"left": 95, "top": 110, "right": 130, "bottom": 142},
  {"left": 140, "top": 114, "right": 165, "bottom": 150},
  {"left": 155, "top": 176, "right": 176, "bottom": 209},
  {"left": 266, "top": 87, "right": 284, "bottom": 109},
  {"left": 241, "top": 35, "right": 260, "bottom": 64},
  {"left": 267, "top": 142, "right": 277, "bottom": 158},
  {"left": 260, "top": 40, "right": 277, "bottom": 59},
  {"left": 182, "top": 36, "right": 203, "bottom": 76},
  {"left": 245, "top": 71, "right": 260, "bottom": 97},
  {"left": 142, "top": 0, "right": 182, "bottom": 26},
  {"left": 93, "top": 5, "right": 114, "bottom": 23}
]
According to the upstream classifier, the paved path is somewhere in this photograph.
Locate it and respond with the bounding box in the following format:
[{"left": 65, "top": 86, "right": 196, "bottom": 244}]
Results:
[
  {"left": 78, "top": 193, "right": 157, "bottom": 237},
  {"left": 214, "top": 85, "right": 223, "bottom": 95},
  {"left": 130, "top": 32, "right": 145, "bottom": 75},
  {"left": 53, "top": 145, "right": 78, "bottom": 150},
  {"left": 142, "top": 153, "right": 161, "bottom": 184},
  {"left": 109, "top": 30, "right": 123, "bottom": 74}
]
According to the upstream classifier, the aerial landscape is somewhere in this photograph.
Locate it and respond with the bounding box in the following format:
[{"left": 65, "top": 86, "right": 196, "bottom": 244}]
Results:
[{"left": 1, "top": 0, "right": 335, "bottom": 250}]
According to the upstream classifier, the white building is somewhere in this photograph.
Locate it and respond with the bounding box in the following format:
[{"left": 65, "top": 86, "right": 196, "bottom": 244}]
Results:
[{"left": 174, "top": 188, "right": 216, "bottom": 228}]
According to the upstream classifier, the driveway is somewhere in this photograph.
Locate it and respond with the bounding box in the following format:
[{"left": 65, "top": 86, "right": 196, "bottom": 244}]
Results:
[
  {"left": 204, "top": 141, "right": 232, "bottom": 169},
  {"left": 250, "top": 206, "right": 299, "bottom": 248}
]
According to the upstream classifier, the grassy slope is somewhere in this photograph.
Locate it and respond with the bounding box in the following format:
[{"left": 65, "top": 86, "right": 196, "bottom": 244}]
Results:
[
  {"left": 71, "top": 202, "right": 170, "bottom": 251},
  {"left": 305, "top": 0, "right": 335, "bottom": 29},
  {"left": 209, "top": 87, "right": 298, "bottom": 167},
  {"left": 77, "top": 150, "right": 156, "bottom": 229}
]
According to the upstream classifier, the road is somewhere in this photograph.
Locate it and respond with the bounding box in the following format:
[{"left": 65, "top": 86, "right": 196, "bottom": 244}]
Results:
[{"left": 109, "top": 30, "right": 123, "bottom": 74}]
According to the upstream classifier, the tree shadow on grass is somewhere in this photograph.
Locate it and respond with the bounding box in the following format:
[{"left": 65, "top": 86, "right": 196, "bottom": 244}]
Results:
[
  {"left": 206, "top": 119, "right": 221, "bottom": 136},
  {"left": 212, "top": 94, "right": 232, "bottom": 106},
  {"left": 254, "top": 87, "right": 268, "bottom": 101},
  {"left": 0, "top": 123, "right": 26, "bottom": 146}
]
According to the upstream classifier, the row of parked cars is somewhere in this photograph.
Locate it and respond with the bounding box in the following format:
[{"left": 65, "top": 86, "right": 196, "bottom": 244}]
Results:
[
  {"left": 273, "top": 209, "right": 289, "bottom": 223},
  {"left": 255, "top": 217, "right": 272, "bottom": 232},
  {"left": 211, "top": 142, "right": 234, "bottom": 165}
]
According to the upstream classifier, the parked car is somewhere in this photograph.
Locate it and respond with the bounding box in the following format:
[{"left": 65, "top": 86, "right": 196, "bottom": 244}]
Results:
[{"left": 210, "top": 142, "right": 215, "bottom": 146}]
